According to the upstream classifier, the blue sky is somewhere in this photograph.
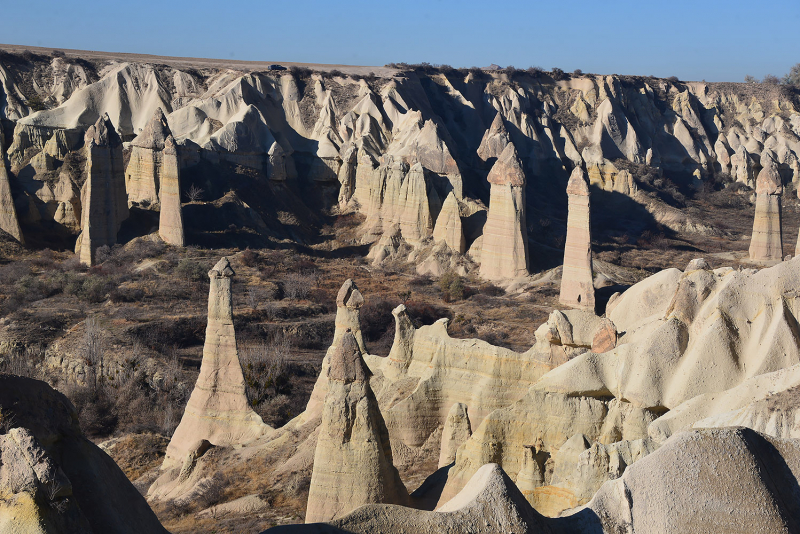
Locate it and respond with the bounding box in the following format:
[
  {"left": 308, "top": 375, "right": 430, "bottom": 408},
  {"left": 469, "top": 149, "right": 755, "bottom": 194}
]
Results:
[{"left": 4, "top": 0, "right": 799, "bottom": 82}]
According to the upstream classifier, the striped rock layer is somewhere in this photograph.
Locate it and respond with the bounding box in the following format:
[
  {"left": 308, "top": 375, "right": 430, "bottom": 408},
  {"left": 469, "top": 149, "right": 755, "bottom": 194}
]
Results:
[
  {"left": 559, "top": 167, "right": 595, "bottom": 309},
  {"left": 749, "top": 157, "right": 783, "bottom": 261},
  {"left": 480, "top": 143, "right": 528, "bottom": 280}
]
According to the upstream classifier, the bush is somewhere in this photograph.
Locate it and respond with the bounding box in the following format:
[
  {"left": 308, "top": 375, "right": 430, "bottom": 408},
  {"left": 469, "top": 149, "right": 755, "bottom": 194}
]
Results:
[
  {"left": 241, "top": 334, "right": 293, "bottom": 424},
  {"left": 174, "top": 259, "right": 207, "bottom": 282},
  {"left": 360, "top": 297, "right": 397, "bottom": 344},
  {"left": 240, "top": 248, "right": 259, "bottom": 267},
  {"left": 573, "top": 69, "right": 583, "bottom": 76},
  {"left": 51, "top": 50, "right": 66, "bottom": 58},
  {"left": 439, "top": 271, "right": 465, "bottom": 302},
  {"left": 551, "top": 67, "right": 566, "bottom": 81},
  {"left": 282, "top": 273, "right": 314, "bottom": 300}
]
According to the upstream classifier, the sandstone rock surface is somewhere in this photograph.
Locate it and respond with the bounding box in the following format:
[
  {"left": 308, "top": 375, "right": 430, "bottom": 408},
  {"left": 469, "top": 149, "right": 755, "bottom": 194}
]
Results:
[
  {"left": 431, "top": 191, "right": 465, "bottom": 253},
  {"left": 0, "top": 375, "right": 168, "bottom": 534},
  {"left": 163, "top": 258, "right": 271, "bottom": 468},
  {"left": 0, "top": 133, "right": 23, "bottom": 243},
  {"left": 479, "top": 143, "right": 528, "bottom": 280},
  {"left": 749, "top": 155, "right": 783, "bottom": 260},
  {"left": 559, "top": 167, "right": 594, "bottom": 309},
  {"left": 305, "top": 331, "right": 409, "bottom": 523},
  {"left": 75, "top": 114, "right": 129, "bottom": 265},
  {"left": 126, "top": 107, "right": 172, "bottom": 207},
  {"left": 158, "top": 135, "right": 184, "bottom": 246}
]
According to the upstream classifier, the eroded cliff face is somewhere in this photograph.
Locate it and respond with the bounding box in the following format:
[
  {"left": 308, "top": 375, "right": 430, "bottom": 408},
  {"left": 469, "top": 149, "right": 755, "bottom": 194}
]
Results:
[{"left": 1, "top": 50, "right": 797, "bottom": 271}]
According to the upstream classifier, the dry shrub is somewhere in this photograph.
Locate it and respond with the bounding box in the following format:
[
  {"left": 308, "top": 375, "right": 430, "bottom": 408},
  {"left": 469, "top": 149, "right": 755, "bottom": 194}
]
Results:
[
  {"left": 282, "top": 273, "right": 315, "bottom": 300},
  {"left": 241, "top": 334, "right": 293, "bottom": 425}
]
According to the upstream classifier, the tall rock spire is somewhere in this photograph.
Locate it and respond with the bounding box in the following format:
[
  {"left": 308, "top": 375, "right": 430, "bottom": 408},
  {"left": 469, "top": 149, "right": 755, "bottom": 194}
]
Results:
[
  {"left": 559, "top": 167, "right": 595, "bottom": 310},
  {"left": 305, "top": 330, "right": 409, "bottom": 523},
  {"left": 163, "top": 258, "right": 271, "bottom": 467},
  {"left": 126, "top": 107, "right": 172, "bottom": 207},
  {"left": 158, "top": 135, "right": 184, "bottom": 246},
  {"left": 749, "top": 156, "right": 783, "bottom": 260},
  {"left": 76, "top": 114, "right": 129, "bottom": 265},
  {"left": 480, "top": 143, "right": 529, "bottom": 280},
  {"left": 0, "top": 132, "right": 23, "bottom": 243},
  {"left": 433, "top": 191, "right": 466, "bottom": 253}
]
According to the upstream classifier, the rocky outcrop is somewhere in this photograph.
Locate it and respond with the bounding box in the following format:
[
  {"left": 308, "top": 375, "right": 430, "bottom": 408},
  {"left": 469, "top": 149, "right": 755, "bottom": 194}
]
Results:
[
  {"left": 479, "top": 143, "right": 528, "bottom": 280},
  {"left": 0, "top": 375, "right": 168, "bottom": 534},
  {"left": 125, "top": 107, "right": 172, "bottom": 207},
  {"left": 749, "top": 155, "right": 783, "bottom": 260},
  {"left": 0, "top": 133, "right": 23, "bottom": 243},
  {"left": 163, "top": 258, "right": 271, "bottom": 468},
  {"left": 75, "top": 114, "right": 129, "bottom": 265},
  {"left": 305, "top": 331, "right": 409, "bottom": 523},
  {"left": 269, "top": 429, "right": 800, "bottom": 534},
  {"left": 476, "top": 112, "right": 510, "bottom": 161},
  {"left": 438, "top": 402, "right": 472, "bottom": 467},
  {"left": 158, "top": 135, "right": 184, "bottom": 246},
  {"left": 431, "top": 191, "right": 465, "bottom": 253},
  {"left": 559, "top": 167, "right": 594, "bottom": 310}
]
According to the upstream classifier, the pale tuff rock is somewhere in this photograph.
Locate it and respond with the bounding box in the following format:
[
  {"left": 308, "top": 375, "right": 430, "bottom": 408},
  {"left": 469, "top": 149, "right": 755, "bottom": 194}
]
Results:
[
  {"left": 431, "top": 191, "right": 465, "bottom": 253},
  {"left": 337, "top": 144, "right": 357, "bottom": 208},
  {"left": 126, "top": 107, "right": 172, "bottom": 206},
  {"left": 53, "top": 172, "right": 81, "bottom": 232},
  {"left": 749, "top": 155, "right": 783, "bottom": 260},
  {"left": 0, "top": 375, "right": 168, "bottom": 534},
  {"left": 477, "top": 112, "right": 511, "bottom": 161},
  {"left": 305, "top": 331, "right": 409, "bottom": 523},
  {"left": 75, "top": 114, "right": 129, "bottom": 265},
  {"left": 277, "top": 464, "right": 551, "bottom": 533},
  {"left": 163, "top": 258, "right": 271, "bottom": 468},
  {"left": 586, "top": 428, "right": 800, "bottom": 534},
  {"left": 396, "top": 163, "right": 434, "bottom": 244},
  {"left": 0, "top": 134, "right": 24, "bottom": 242},
  {"left": 269, "top": 429, "right": 800, "bottom": 534},
  {"left": 731, "top": 145, "right": 754, "bottom": 186},
  {"left": 559, "top": 167, "right": 594, "bottom": 310},
  {"left": 480, "top": 143, "right": 529, "bottom": 280},
  {"left": 158, "top": 135, "right": 185, "bottom": 246},
  {"left": 685, "top": 257, "right": 710, "bottom": 271},
  {"left": 268, "top": 141, "right": 288, "bottom": 181},
  {"left": 515, "top": 444, "right": 546, "bottom": 504},
  {"left": 533, "top": 309, "right": 617, "bottom": 364},
  {"left": 438, "top": 402, "right": 472, "bottom": 467},
  {"left": 649, "top": 364, "right": 800, "bottom": 442}
]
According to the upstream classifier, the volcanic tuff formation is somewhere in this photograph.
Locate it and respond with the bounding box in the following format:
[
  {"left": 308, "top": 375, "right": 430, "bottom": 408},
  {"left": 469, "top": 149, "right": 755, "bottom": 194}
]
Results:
[
  {"left": 126, "top": 107, "right": 172, "bottom": 207},
  {"left": 0, "top": 375, "right": 168, "bottom": 534},
  {"left": 4, "top": 53, "right": 800, "bottom": 281},
  {"left": 559, "top": 166, "right": 594, "bottom": 309},
  {"left": 431, "top": 191, "right": 465, "bottom": 253},
  {"left": 158, "top": 135, "right": 184, "bottom": 245},
  {"left": 479, "top": 143, "right": 529, "bottom": 280},
  {"left": 268, "top": 428, "right": 800, "bottom": 534},
  {"left": 305, "top": 331, "right": 409, "bottom": 523},
  {"left": 0, "top": 132, "right": 23, "bottom": 242},
  {"left": 749, "top": 153, "right": 783, "bottom": 260},
  {"left": 161, "top": 257, "right": 271, "bottom": 469},
  {"left": 75, "top": 114, "right": 129, "bottom": 265}
]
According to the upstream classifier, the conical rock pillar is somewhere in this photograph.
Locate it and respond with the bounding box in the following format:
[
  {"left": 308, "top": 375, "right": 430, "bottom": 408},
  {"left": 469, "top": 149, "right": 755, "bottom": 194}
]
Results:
[
  {"left": 559, "top": 167, "right": 595, "bottom": 310},
  {"left": 163, "top": 258, "right": 271, "bottom": 467},
  {"left": 749, "top": 157, "right": 783, "bottom": 260},
  {"left": 305, "top": 331, "right": 409, "bottom": 523}
]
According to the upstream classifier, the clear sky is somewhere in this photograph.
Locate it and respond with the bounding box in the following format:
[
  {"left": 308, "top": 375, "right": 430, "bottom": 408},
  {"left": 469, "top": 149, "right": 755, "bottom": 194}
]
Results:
[{"left": 4, "top": 0, "right": 799, "bottom": 82}]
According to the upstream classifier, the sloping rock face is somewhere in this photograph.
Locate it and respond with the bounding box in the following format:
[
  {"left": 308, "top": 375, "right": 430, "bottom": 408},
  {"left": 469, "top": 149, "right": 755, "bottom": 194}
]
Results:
[
  {"left": 0, "top": 375, "right": 168, "bottom": 534},
  {"left": 559, "top": 167, "right": 594, "bottom": 309},
  {"left": 476, "top": 112, "right": 511, "bottom": 161},
  {"left": 265, "top": 429, "right": 800, "bottom": 534},
  {"left": 305, "top": 331, "right": 409, "bottom": 523},
  {"left": 431, "top": 191, "right": 464, "bottom": 253},
  {"left": 444, "top": 258, "right": 800, "bottom": 514},
  {"left": 157, "top": 135, "right": 184, "bottom": 246},
  {"left": 162, "top": 258, "right": 271, "bottom": 468},
  {"left": 438, "top": 402, "right": 472, "bottom": 467},
  {"left": 479, "top": 143, "right": 528, "bottom": 280},
  {"left": 75, "top": 114, "right": 129, "bottom": 265},
  {"left": 0, "top": 133, "right": 23, "bottom": 242},
  {"left": 306, "top": 332, "right": 408, "bottom": 523},
  {"left": 749, "top": 155, "right": 783, "bottom": 260},
  {"left": 126, "top": 107, "right": 173, "bottom": 207}
]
